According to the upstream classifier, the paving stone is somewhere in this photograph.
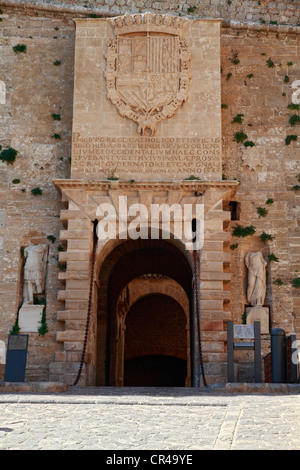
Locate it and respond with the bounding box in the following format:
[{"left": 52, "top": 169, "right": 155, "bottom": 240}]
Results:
[{"left": 0, "top": 386, "right": 299, "bottom": 450}]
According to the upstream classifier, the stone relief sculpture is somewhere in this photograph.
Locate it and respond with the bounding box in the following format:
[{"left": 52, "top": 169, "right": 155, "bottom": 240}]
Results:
[
  {"left": 245, "top": 252, "right": 267, "bottom": 307},
  {"left": 105, "top": 13, "right": 192, "bottom": 136},
  {"left": 23, "top": 244, "right": 48, "bottom": 304}
]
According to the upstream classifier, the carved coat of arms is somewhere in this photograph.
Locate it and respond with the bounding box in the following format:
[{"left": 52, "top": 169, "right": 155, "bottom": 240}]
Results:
[{"left": 105, "top": 13, "right": 191, "bottom": 136}]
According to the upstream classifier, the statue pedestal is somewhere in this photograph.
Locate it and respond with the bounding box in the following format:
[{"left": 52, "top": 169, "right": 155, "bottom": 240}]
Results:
[
  {"left": 246, "top": 307, "right": 269, "bottom": 334},
  {"left": 19, "top": 304, "right": 44, "bottom": 333}
]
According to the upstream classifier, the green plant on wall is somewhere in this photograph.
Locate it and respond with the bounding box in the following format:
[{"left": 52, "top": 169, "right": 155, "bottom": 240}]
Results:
[
  {"left": 266, "top": 57, "right": 275, "bottom": 68},
  {"left": 47, "top": 235, "right": 56, "bottom": 244},
  {"left": 285, "top": 135, "right": 298, "bottom": 145},
  {"left": 291, "top": 174, "right": 300, "bottom": 192},
  {"left": 0, "top": 147, "right": 18, "bottom": 165},
  {"left": 289, "top": 115, "right": 300, "bottom": 126},
  {"left": 232, "top": 224, "right": 256, "bottom": 238},
  {"left": 51, "top": 113, "right": 61, "bottom": 121},
  {"left": 13, "top": 44, "right": 27, "bottom": 54},
  {"left": 33, "top": 297, "right": 48, "bottom": 336},
  {"left": 57, "top": 262, "right": 66, "bottom": 271},
  {"left": 187, "top": 6, "right": 197, "bottom": 14},
  {"left": 10, "top": 317, "right": 20, "bottom": 335},
  {"left": 243, "top": 141, "right": 255, "bottom": 147},
  {"left": 38, "top": 308, "right": 48, "bottom": 336},
  {"left": 232, "top": 114, "right": 244, "bottom": 124},
  {"left": 260, "top": 232, "right": 274, "bottom": 244},
  {"left": 257, "top": 207, "right": 268, "bottom": 218},
  {"left": 31, "top": 187, "right": 43, "bottom": 196},
  {"left": 268, "top": 253, "right": 279, "bottom": 263},
  {"left": 107, "top": 176, "right": 119, "bottom": 181},
  {"left": 233, "top": 131, "right": 248, "bottom": 143},
  {"left": 287, "top": 104, "right": 299, "bottom": 111},
  {"left": 291, "top": 277, "right": 300, "bottom": 288},
  {"left": 184, "top": 175, "right": 201, "bottom": 180},
  {"left": 229, "top": 50, "right": 240, "bottom": 65}
]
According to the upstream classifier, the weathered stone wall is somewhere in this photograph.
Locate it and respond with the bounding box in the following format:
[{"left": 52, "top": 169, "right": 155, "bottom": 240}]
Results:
[
  {"left": 1, "top": 0, "right": 300, "bottom": 25},
  {"left": 220, "top": 25, "right": 300, "bottom": 339},
  {"left": 0, "top": 6, "right": 76, "bottom": 380},
  {"left": 0, "top": 2, "right": 299, "bottom": 382}
]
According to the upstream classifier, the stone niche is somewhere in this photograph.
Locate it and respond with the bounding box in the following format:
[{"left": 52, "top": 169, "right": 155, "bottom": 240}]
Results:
[{"left": 71, "top": 13, "right": 222, "bottom": 182}]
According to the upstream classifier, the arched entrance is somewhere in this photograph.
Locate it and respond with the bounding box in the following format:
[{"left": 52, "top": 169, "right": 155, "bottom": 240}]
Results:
[{"left": 95, "top": 237, "right": 194, "bottom": 387}]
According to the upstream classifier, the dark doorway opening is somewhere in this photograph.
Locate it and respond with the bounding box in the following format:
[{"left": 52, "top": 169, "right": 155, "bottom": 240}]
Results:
[
  {"left": 124, "top": 355, "right": 187, "bottom": 387},
  {"left": 123, "top": 293, "right": 188, "bottom": 386},
  {"left": 96, "top": 238, "right": 194, "bottom": 387}
]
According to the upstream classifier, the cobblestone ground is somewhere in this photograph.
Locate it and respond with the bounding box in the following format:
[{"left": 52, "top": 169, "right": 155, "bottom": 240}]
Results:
[{"left": 0, "top": 387, "right": 299, "bottom": 451}]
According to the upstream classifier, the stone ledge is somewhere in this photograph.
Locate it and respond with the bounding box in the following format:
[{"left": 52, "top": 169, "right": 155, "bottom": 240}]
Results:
[
  {"left": 209, "top": 383, "right": 300, "bottom": 394},
  {"left": 0, "top": 382, "right": 299, "bottom": 395},
  {"left": 0, "top": 382, "right": 69, "bottom": 393}
]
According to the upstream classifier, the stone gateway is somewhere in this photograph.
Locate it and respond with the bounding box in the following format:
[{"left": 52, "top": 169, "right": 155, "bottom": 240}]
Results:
[{"left": 0, "top": 1, "right": 299, "bottom": 388}]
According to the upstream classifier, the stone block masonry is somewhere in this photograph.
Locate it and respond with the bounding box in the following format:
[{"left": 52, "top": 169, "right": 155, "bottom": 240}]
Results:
[
  {"left": 0, "top": 2, "right": 299, "bottom": 385},
  {"left": 0, "top": 6, "right": 76, "bottom": 381},
  {"left": 1, "top": 1, "right": 299, "bottom": 26}
]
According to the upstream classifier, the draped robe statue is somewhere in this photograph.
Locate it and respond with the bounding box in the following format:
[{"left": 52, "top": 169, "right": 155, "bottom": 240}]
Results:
[
  {"left": 23, "top": 244, "right": 48, "bottom": 304},
  {"left": 245, "top": 252, "right": 267, "bottom": 307}
]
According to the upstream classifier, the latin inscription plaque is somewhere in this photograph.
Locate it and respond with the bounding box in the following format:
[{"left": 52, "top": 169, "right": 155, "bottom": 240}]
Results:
[{"left": 72, "top": 134, "right": 221, "bottom": 179}]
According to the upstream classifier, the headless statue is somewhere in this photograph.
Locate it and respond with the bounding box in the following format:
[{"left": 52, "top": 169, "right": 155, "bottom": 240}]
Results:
[
  {"left": 245, "top": 252, "right": 267, "bottom": 307},
  {"left": 23, "top": 244, "right": 48, "bottom": 304}
]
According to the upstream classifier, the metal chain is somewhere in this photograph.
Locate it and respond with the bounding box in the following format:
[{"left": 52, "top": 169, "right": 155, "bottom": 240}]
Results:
[
  {"left": 73, "top": 220, "right": 98, "bottom": 386},
  {"left": 193, "top": 248, "right": 208, "bottom": 387}
]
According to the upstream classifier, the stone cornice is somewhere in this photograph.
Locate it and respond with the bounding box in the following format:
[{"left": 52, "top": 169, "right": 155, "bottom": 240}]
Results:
[
  {"left": 222, "top": 19, "right": 300, "bottom": 35},
  {"left": 0, "top": 1, "right": 299, "bottom": 35},
  {"left": 53, "top": 178, "right": 239, "bottom": 193}
]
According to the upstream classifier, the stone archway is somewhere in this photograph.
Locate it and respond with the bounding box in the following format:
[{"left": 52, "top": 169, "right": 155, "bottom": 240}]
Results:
[{"left": 51, "top": 179, "right": 237, "bottom": 386}]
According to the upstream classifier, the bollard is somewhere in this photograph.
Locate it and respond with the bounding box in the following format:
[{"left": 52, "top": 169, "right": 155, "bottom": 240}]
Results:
[{"left": 271, "top": 328, "right": 287, "bottom": 383}]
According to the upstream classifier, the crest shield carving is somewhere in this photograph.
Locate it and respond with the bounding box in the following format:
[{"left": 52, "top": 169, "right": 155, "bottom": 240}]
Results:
[{"left": 105, "top": 13, "right": 191, "bottom": 136}]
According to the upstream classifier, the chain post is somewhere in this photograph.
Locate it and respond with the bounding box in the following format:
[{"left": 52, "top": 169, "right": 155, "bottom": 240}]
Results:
[
  {"left": 193, "top": 245, "right": 208, "bottom": 388},
  {"left": 73, "top": 219, "right": 98, "bottom": 386}
]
